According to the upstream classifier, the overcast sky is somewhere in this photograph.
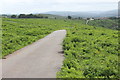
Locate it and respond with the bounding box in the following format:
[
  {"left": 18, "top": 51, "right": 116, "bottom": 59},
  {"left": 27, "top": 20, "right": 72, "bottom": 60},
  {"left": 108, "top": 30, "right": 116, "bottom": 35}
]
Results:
[{"left": 0, "top": 0, "right": 119, "bottom": 14}]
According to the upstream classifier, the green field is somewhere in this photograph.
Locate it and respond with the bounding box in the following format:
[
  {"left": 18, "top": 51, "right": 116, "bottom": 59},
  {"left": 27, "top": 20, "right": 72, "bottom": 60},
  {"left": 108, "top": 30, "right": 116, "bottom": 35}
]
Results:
[
  {"left": 88, "top": 19, "right": 118, "bottom": 30},
  {"left": 2, "top": 18, "right": 119, "bottom": 78}
]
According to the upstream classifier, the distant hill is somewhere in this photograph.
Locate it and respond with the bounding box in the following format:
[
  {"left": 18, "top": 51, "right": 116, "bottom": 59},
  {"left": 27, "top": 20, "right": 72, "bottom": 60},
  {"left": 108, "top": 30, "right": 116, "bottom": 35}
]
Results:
[
  {"left": 36, "top": 14, "right": 65, "bottom": 19},
  {"left": 98, "top": 10, "right": 118, "bottom": 17},
  {"left": 43, "top": 10, "right": 118, "bottom": 18},
  {"left": 2, "top": 9, "right": 118, "bottom": 18}
]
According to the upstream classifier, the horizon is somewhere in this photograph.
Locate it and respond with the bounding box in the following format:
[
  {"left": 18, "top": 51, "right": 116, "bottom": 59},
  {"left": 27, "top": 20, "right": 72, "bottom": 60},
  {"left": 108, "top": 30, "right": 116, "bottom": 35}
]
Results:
[
  {"left": 0, "top": 9, "right": 118, "bottom": 15},
  {"left": 0, "top": 0, "right": 119, "bottom": 14}
]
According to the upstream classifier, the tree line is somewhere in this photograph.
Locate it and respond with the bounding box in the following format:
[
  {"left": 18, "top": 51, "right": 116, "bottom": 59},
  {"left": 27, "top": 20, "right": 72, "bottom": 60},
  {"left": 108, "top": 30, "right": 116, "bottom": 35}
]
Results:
[{"left": 11, "top": 14, "right": 48, "bottom": 18}]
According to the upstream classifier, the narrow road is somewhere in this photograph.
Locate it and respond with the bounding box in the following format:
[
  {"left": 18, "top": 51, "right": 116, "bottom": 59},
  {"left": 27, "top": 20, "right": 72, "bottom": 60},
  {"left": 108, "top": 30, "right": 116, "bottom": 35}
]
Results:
[
  {"left": 86, "top": 20, "right": 89, "bottom": 24},
  {"left": 2, "top": 30, "right": 66, "bottom": 78}
]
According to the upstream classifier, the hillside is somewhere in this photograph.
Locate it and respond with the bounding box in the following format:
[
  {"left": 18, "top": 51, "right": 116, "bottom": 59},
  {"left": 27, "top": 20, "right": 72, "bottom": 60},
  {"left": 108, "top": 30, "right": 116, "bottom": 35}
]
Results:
[
  {"left": 2, "top": 18, "right": 119, "bottom": 78},
  {"left": 57, "top": 23, "right": 118, "bottom": 78},
  {"left": 35, "top": 14, "right": 65, "bottom": 19},
  {"left": 44, "top": 10, "right": 118, "bottom": 18},
  {"left": 88, "top": 19, "right": 119, "bottom": 30}
]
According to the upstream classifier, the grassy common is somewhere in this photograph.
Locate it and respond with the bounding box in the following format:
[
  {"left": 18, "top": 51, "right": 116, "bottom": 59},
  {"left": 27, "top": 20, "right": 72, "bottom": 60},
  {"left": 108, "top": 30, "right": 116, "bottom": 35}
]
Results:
[{"left": 2, "top": 18, "right": 119, "bottom": 78}]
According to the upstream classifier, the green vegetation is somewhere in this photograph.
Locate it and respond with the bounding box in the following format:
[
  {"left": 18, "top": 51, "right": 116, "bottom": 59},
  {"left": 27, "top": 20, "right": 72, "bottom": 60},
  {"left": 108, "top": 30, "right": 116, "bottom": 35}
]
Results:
[
  {"left": 88, "top": 19, "right": 118, "bottom": 30},
  {"left": 2, "top": 18, "right": 119, "bottom": 78},
  {"left": 2, "top": 18, "right": 61, "bottom": 56},
  {"left": 0, "top": 18, "right": 2, "bottom": 58},
  {"left": 18, "top": 14, "right": 48, "bottom": 18},
  {"left": 10, "top": 14, "right": 65, "bottom": 19},
  {"left": 57, "top": 25, "right": 119, "bottom": 78},
  {"left": 2, "top": 18, "right": 85, "bottom": 57}
]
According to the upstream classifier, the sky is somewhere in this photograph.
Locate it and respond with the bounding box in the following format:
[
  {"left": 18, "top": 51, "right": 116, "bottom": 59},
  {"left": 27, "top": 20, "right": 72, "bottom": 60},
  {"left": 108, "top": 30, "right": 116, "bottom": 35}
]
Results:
[{"left": 0, "top": 0, "right": 119, "bottom": 14}]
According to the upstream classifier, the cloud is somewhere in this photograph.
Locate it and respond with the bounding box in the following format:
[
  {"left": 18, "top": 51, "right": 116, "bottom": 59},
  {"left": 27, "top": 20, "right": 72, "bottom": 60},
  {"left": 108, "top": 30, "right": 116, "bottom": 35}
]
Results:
[{"left": 0, "top": 0, "right": 119, "bottom": 14}]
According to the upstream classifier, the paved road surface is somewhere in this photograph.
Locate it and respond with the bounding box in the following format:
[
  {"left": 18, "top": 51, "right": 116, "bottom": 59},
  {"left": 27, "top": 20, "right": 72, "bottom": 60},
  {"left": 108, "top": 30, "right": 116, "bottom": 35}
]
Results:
[
  {"left": 2, "top": 30, "right": 66, "bottom": 78},
  {"left": 0, "top": 59, "right": 2, "bottom": 79}
]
